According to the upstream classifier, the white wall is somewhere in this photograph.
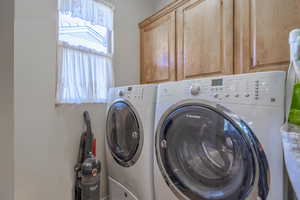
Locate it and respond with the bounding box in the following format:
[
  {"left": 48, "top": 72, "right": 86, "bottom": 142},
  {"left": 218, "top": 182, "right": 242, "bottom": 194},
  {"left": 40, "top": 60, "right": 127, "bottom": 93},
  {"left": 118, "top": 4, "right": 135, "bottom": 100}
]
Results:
[
  {"left": 110, "top": 0, "right": 156, "bottom": 86},
  {"left": 13, "top": 0, "right": 109, "bottom": 199},
  {"left": 13, "top": 0, "right": 83, "bottom": 199},
  {"left": 154, "top": 0, "right": 174, "bottom": 12},
  {"left": 0, "top": 0, "right": 14, "bottom": 199},
  {"left": 13, "top": 0, "right": 155, "bottom": 200}
]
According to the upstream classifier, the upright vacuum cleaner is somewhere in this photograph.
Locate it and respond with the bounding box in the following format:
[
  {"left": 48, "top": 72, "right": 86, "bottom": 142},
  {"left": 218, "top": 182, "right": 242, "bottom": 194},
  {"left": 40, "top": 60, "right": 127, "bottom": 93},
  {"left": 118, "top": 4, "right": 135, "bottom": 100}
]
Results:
[{"left": 74, "top": 111, "right": 101, "bottom": 200}]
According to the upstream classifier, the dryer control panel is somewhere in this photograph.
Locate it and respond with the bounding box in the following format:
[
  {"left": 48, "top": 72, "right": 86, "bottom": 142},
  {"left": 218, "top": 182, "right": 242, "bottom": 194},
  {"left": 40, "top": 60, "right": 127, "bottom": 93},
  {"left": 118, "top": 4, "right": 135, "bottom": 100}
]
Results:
[
  {"left": 159, "top": 71, "right": 285, "bottom": 106},
  {"left": 116, "top": 86, "right": 144, "bottom": 100}
]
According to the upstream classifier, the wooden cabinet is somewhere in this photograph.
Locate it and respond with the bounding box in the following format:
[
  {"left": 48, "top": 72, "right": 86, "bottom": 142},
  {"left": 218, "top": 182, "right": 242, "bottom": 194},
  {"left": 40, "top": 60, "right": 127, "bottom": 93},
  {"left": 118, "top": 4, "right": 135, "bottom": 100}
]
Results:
[
  {"left": 140, "top": 11, "right": 176, "bottom": 84},
  {"left": 140, "top": 0, "right": 300, "bottom": 84},
  {"left": 235, "top": 0, "right": 300, "bottom": 73},
  {"left": 177, "top": 0, "right": 233, "bottom": 80}
]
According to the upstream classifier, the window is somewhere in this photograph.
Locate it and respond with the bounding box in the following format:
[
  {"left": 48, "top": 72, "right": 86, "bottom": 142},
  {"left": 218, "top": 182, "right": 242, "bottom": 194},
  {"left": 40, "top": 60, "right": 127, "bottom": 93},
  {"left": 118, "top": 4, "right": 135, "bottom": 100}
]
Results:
[{"left": 57, "top": 0, "right": 114, "bottom": 104}]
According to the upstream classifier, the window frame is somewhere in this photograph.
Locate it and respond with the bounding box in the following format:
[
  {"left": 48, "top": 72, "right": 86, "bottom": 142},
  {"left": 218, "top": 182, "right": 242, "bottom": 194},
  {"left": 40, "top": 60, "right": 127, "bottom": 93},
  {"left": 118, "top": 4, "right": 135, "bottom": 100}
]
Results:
[{"left": 55, "top": 0, "right": 115, "bottom": 105}]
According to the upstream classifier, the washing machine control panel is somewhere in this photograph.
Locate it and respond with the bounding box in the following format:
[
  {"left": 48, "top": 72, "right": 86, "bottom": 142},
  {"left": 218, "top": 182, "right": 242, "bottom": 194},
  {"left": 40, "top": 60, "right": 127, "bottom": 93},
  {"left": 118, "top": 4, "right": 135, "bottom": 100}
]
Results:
[
  {"left": 160, "top": 72, "right": 285, "bottom": 106},
  {"left": 116, "top": 87, "right": 144, "bottom": 100}
]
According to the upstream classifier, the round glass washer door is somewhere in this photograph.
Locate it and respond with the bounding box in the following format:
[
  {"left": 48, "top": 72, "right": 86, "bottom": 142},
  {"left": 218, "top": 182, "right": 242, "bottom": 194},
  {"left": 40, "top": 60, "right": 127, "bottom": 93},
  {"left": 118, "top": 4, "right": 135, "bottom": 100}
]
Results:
[
  {"left": 156, "top": 103, "right": 269, "bottom": 200},
  {"left": 107, "top": 101, "right": 143, "bottom": 167}
]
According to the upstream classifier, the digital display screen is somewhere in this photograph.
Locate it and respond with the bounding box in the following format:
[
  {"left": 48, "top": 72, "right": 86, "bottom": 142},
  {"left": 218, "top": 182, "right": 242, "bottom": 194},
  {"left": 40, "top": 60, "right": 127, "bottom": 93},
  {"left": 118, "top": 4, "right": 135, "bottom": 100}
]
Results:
[{"left": 212, "top": 79, "right": 223, "bottom": 86}]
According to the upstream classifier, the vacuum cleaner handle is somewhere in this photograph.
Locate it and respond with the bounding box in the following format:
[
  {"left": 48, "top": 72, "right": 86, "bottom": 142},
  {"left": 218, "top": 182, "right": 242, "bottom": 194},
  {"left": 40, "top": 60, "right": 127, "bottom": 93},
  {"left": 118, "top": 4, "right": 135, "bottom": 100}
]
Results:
[
  {"left": 84, "top": 111, "right": 92, "bottom": 132},
  {"left": 83, "top": 111, "right": 94, "bottom": 159}
]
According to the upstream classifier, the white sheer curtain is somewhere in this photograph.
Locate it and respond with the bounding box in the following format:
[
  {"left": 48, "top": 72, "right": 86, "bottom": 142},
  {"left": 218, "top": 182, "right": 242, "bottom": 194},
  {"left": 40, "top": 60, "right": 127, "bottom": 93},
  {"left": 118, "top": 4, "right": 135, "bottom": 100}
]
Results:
[
  {"left": 57, "top": 0, "right": 114, "bottom": 104},
  {"left": 58, "top": 0, "right": 113, "bottom": 30},
  {"left": 57, "top": 44, "right": 114, "bottom": 103}
]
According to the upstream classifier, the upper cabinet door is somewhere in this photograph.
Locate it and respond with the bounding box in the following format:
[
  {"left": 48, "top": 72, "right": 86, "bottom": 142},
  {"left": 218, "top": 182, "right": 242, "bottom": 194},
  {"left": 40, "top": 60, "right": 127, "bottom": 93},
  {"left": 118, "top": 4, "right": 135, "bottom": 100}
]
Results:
[
  {"left": 235, "top": 0, "right": 300, "bottom": 74},
  {"left": 176, "top": 0, "right": 234, "bottom": 80},
  {"left": 140, "top": 11, "right": 176, "bottom": 84}
]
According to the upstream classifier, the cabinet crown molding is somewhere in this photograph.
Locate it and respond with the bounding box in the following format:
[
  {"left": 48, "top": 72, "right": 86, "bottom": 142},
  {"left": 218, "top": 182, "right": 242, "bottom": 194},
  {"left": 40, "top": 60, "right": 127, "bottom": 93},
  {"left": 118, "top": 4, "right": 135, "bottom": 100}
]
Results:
[{"left": 139, "top": 0, "right": 189, "bottom": 28}]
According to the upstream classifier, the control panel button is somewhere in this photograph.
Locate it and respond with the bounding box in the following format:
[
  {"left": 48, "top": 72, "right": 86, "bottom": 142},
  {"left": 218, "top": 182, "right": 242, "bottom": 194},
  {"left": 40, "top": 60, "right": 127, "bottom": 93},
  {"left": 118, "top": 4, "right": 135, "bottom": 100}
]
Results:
[
  {"left": 214, "top": 94, "right": 219, "bottom": 98},
  {"left": 235, "top": 94, "right": 239, "bottom": 98},
  {"left": 225, "top": 94, "right": 230, "bottom": 98},
  {"left": 119, "top": 90, "right": 124, "bottom": 97},
  {"left": 190, "top": 85, "right": 201, "bottom": 96},
  {"left": 245, "top": 94, "right": 250, "bottom": 98},
  {"left": 271, "top": 98, "right": 276, "bottom": 102}
]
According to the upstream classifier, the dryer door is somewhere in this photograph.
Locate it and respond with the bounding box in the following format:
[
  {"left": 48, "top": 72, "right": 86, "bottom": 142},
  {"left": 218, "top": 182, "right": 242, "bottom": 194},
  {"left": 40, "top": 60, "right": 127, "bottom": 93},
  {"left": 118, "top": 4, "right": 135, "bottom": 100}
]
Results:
[
  {"left": 156, "top": 103, "right": 269, "bottom": 200},
  {"left": 107, "top": 101, "right": 143, "bottom": 167}
]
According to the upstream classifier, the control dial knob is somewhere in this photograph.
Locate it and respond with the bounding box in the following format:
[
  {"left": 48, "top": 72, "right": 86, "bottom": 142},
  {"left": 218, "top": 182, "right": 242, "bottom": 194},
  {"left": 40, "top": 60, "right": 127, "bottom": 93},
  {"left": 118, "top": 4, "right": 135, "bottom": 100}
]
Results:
[{"left": 190, "top": 85, "right": 201, "bottom": 96}]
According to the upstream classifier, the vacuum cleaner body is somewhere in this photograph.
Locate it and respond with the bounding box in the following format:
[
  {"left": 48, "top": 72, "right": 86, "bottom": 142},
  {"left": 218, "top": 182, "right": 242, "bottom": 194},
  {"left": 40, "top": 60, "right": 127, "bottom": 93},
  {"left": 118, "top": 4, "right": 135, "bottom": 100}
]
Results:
[{"left": 75, "top": 111, "right": 101, "bottom": 200}]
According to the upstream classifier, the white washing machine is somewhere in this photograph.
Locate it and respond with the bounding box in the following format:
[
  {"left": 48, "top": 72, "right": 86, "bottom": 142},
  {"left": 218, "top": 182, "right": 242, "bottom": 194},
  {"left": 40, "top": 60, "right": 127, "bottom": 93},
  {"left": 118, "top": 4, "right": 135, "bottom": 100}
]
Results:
[
  {"left": 106, "top": 85, "right": 156, "bottom": 200},
  {"left": 154, "top": 71, "right": 285, "bottom": 200}
]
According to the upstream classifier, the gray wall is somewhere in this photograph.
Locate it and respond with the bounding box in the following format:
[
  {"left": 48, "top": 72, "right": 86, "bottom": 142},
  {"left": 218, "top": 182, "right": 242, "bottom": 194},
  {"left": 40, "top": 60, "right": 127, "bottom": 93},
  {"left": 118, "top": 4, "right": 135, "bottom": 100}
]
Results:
[
  {"left": 12, "top": 0, "right": 155, "bottom": 200},
  {"left": 0, "top": 0, "right": 14, "bottom": 199}
]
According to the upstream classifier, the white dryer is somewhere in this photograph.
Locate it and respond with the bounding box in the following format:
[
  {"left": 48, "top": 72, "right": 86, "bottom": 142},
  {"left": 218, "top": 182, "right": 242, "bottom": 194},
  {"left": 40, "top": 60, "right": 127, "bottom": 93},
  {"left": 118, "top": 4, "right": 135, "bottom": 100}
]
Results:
[
  {"left": 154, "top": 72, "right": 285, "bottom": 200},
  {"left": 106, "top": 85, "right": 156, "bottom": 200}
]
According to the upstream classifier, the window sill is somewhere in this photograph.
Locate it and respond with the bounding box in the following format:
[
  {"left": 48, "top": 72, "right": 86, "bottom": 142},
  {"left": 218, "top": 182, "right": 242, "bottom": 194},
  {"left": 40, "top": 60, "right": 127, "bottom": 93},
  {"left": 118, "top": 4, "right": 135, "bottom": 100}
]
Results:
[{"left": 55, "top": 101, "right": 107, "bottom": 108}]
